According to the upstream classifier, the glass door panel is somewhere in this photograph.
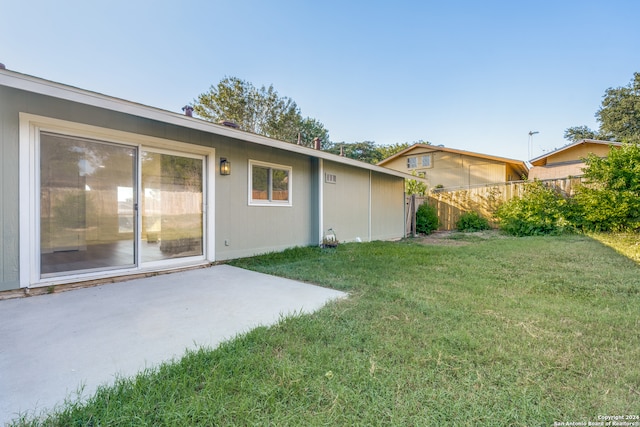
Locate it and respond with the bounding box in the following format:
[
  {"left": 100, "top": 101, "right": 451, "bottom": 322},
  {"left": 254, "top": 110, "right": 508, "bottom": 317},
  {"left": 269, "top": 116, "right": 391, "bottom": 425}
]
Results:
[
  {"left": 141, "top": 151, "right": 203, "bottom": 263},
  {"left": 40, "top": 133, "right": 136, "bottom": 276}
]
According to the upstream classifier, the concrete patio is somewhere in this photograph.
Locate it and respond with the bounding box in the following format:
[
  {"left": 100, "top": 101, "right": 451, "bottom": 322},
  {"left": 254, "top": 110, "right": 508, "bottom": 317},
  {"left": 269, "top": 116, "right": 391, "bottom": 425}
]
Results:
[{"left": 0, "top": 265, "right": 346, "bottom": 425}]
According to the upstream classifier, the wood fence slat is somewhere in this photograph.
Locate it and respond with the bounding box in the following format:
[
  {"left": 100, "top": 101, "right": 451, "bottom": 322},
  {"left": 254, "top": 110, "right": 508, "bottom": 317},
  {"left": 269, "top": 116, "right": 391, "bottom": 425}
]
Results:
[{"left": 407, "top": 177, "right": 583, "bottom": 233}]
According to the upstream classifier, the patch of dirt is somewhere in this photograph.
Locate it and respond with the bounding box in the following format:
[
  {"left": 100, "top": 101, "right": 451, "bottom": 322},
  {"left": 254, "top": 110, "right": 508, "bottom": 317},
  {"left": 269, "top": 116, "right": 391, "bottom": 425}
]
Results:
[{"left": 412, "top": 229, "right": 503, "bottom": 246}]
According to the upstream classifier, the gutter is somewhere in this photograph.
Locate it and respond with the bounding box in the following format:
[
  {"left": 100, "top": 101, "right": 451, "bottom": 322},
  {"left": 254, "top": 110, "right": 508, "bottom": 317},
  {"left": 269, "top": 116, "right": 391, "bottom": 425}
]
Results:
[{"left": 0, "top": 69, "right": 420, "bottom": 181}]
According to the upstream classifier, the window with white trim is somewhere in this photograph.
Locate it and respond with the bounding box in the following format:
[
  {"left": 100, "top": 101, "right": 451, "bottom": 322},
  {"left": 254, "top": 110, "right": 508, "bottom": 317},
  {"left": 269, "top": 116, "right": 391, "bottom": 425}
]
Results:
[
  {"left": 407, "top": 157, "right": 417, "bottom": 169},
  {"left": 249, "top": 160, "right": 292, "bottom": 206},
  {"left": 421, "top": 155, "right": 432, "bottom": 168}
]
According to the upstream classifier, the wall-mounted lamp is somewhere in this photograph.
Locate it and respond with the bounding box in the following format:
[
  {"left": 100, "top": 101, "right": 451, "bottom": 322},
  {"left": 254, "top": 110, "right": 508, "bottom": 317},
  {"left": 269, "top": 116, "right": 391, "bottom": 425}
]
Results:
[{"left": 220, "top": 157, "right": 231, "bottom": 175}]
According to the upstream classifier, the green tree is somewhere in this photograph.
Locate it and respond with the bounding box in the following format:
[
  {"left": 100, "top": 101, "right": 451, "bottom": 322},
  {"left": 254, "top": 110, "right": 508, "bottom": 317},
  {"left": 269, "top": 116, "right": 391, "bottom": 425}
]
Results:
[
  {"left": 405, "top": 171, "right": 427, "bottom": 196},
  {"left": 376, "top": 142, "right": 411, "bottom": 161},
  {"left": 326, "top": 140, "right": 430, "bottom": 165},
  {"left": 326, "top": 141, "right": 383, "bottom": 163},
  {"left": 192, "top": 77, "right": 329, "bottom": 145},
  {"left": 298, "top": 117, "right": 330, "bottom": 149},
  {"left": 563, "top": 125, "right": 599, "bottom": 142},
  {"left": 573, "top": 142, "right": 640, "bottom": 231},
  {"left": 565, "top": 72, "right": 640, "bottom": 143},
  {"left": 597, "top": 72, "right": 640, "bottom": 143}
]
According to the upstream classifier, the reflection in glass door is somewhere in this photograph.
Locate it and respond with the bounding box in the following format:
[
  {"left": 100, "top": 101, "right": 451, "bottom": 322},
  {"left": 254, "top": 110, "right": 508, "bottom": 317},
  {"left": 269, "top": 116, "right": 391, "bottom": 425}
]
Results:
[
  {"left": 40, "top": 133, "right": 136, "bottom": 276},
  {"left": 39, "top": 132, "right": 206, "bottom": 278},
  {"left": 141, "top": 151, "right": 204, "bottom": 263}
]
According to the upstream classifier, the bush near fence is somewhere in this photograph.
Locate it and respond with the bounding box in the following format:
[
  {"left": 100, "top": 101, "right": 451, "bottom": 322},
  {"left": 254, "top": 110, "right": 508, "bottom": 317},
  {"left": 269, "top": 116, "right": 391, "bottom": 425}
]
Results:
[{"left": 406, "top": 177, "right": 583, "bottom": 233}]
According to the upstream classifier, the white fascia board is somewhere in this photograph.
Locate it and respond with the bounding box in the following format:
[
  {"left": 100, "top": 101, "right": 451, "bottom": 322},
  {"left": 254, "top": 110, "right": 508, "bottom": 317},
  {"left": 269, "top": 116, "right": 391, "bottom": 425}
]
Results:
[{"left": 1, "top": 70, "right": 418, "bottom": 181}]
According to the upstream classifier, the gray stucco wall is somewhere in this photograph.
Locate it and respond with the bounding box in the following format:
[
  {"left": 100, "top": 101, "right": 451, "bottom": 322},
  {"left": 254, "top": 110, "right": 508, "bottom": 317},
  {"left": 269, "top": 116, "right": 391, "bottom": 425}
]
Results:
[
  {"left": 213, "top": 142, "right": 318, "bottom": 261},
  {"left": 323, "top": 161, "right": 371, "bottom": 243},
  {"left": 322, "top": 161, "right": 405, "bottom": 243},
  {"left": 371, "top": 171, "right": 405, "bottom": 240},
  {"left": 0, "top": 87, "right": 21, "bottom": 290}
]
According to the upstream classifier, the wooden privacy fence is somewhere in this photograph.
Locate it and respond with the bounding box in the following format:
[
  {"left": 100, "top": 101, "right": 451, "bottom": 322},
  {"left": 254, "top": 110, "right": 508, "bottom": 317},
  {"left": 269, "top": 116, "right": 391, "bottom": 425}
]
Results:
[{"left": 406, "top": 177, "right": 584, "bottom": 235}]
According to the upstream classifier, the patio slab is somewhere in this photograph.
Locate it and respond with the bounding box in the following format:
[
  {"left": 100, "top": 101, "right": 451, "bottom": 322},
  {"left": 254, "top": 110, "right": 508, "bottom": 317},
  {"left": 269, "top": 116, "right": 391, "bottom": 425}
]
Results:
[{"left": 0, "top": 265, "right": 346, "bottom": 425}]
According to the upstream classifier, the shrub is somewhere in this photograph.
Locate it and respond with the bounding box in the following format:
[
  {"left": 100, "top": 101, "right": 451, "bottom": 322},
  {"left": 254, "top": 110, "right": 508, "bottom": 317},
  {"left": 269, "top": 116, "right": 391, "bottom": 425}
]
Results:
[
  {"left": 494, "top": 181, "right": 572, "bottom": 236},
  {"left": 573, "top": 186, "right": 640, "bottom": 232},
  {"left": 456, "top": 211, "right": 490, "bottom": 232},
  {"left": 573, "top": 142, "right": 640, "bottom": 232},
  {"left": 416, "top": 202, "right": 439, "bottom": 234}
]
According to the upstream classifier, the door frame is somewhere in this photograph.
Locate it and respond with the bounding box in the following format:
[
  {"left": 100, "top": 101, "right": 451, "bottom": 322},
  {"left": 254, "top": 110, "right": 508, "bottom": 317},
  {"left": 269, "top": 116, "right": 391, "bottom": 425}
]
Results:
[{"left": 19, "top": 113, "right": 215, "bottom": 288}]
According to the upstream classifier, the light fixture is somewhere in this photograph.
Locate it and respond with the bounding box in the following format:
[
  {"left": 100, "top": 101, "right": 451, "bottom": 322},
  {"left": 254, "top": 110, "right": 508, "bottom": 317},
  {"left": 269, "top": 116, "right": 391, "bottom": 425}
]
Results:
[{"left": 220, "top": 157, "right": 231, "bottom": 175}]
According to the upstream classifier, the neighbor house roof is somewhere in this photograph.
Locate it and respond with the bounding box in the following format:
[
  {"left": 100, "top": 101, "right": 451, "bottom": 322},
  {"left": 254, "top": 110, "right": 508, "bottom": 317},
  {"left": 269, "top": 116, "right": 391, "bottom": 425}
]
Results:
[
  {"left": 0, "top": 68, "right": 420, "bottom": 181},
  {"left": 378, "top": 143, "right": 529, "bottom": 177},
  {"left": 529, "top": 139, "right": 622, "bottom": 166}
]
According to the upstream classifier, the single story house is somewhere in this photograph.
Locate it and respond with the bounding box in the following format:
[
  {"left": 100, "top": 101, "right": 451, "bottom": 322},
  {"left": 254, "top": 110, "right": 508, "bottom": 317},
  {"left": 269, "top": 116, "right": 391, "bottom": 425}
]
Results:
[
  {"left": 528, "top": 139, "right": 622, "bottom": 180},
  {"left": 0, "top": 68, "right": 416, "bottom": 292},
  {"left": 378, "top": 143, "right": 528, "bottom": 190}
]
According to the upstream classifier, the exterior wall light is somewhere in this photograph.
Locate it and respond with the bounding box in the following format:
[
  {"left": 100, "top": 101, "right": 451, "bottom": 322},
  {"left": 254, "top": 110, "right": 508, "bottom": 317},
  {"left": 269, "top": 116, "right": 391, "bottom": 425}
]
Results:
[{"left": 220, "top": 157, "right": 231, "bottom": 175}]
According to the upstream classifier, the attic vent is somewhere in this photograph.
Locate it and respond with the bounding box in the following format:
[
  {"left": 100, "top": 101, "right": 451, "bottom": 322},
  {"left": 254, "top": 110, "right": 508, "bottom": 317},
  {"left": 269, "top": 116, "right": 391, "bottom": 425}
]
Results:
[{"left": 325, "top": 173, "right": 337, "bottom": 184}]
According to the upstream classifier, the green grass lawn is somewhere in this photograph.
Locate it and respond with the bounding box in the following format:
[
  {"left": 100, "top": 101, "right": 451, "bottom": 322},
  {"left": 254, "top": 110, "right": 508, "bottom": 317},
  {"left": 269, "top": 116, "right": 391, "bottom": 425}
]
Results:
[{"left": 13, "top": 233, "right": 640, "bottom": 426}]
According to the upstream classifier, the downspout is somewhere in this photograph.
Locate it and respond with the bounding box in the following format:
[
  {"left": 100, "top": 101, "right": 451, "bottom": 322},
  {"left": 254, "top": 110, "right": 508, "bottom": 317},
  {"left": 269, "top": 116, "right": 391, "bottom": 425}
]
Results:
[
  {"left": 368, "top": 170, "right": 372, "bottom": 242},
  {"left": 318, "top": 158, "right": 324, "bottom": 245}
]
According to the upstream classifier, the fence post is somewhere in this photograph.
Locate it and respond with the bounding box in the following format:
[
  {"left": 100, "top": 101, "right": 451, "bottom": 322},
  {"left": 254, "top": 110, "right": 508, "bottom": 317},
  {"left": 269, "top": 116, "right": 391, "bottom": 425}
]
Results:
[{"left": 411, "top": 194, "right": 417, "bottom": 237}]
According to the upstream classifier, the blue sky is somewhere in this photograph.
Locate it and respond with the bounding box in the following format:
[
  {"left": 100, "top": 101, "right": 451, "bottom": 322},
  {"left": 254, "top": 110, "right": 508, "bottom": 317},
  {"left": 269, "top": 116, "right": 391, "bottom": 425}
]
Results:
[{"left": 2, "top": 0, "right": 639, "bottom": 160}]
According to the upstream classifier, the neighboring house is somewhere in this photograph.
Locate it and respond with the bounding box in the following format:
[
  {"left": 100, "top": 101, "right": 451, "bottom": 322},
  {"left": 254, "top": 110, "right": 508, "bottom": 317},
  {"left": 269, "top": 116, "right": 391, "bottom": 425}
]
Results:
[
  {"left": 528, "top": 139, "right": 621, "bottom": 180},
  {"left": 378, "top": 144, "right": 528, "bottom": 190},
  {"left": 0, "top": 69, "right": 414, "bottom": 292}
]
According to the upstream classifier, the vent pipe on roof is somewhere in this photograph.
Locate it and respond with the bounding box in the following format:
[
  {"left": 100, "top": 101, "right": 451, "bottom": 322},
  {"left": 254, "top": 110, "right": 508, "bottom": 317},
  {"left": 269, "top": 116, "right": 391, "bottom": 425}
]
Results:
[
  {"left": 182, "top": 105, "right": 194, "bottom": 117},
  {"left": 0, "top": 63, "right": 6, "bottom": 70},
  {"left": 219, "top": 120, "right": 239, "bottom": 129},
  {"left": 314, "top": 137, "right": 321, "bottom": 150}
]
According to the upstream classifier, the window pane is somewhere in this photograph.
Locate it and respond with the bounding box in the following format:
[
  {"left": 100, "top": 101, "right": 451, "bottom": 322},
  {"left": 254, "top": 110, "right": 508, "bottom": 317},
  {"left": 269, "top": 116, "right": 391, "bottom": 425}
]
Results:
[
  {"left": 272, "top": 169, "right": 289, "bottom": 201},
  {"left": 141, "top": 151, "right": 203, "bottom": 262},
  {"left": 40, "top": 133, "right": 136, "bottom": 276},
  {"left": 252, "top": 166, "right": 269, "bottom": 200},
  {"left": 422, "top": 155, "right": 431, "bottom": 167}
]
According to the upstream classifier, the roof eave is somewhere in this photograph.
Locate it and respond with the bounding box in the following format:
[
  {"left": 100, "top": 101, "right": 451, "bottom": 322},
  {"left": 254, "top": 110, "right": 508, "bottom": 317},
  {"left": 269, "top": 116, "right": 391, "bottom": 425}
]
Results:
[
  {"left": 529, "top": 139, "right": 622, "bottom": 163},
  {"left": 379, "top": 143, "right": 528, "bottom": 170},
  {"left": 0, "top": 69, "right": 410, "bottom": 179}
]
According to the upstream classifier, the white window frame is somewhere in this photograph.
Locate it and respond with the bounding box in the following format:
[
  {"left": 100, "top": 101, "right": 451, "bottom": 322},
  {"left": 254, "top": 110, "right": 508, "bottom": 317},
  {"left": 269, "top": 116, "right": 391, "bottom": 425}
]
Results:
[
  {"left": 421, "top": 155, "right": 432, "bottom": 168},
  {"left": 248, "top": 159, "right": 293, "bottom": 207},
  {"left": 19, "top": 113, "right": 215, "bottom": 288}
]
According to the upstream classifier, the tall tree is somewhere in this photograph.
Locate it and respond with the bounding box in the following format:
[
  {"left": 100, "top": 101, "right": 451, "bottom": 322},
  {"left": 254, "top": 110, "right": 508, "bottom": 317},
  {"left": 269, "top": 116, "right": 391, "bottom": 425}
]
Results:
[
  {"left": 192, "top": 77, "right": 329, "bottom": 145},
  {"left": 563, "top": 125, "right": 599, "bottom": 143},
  {"left": 597, "top": 72, "right": 640, "bottom": 142},
  {"left": 298, "top": 117, "right": 330, "bottom": 149},
  {"left": 565, "top": 72, "right": 640, "bottom": 143},
  {"left": 376, "top": 142, "right": 412, "bottom": 161},
  {"left": 326, "top": 141, "right": 384, "bottom": 164}
]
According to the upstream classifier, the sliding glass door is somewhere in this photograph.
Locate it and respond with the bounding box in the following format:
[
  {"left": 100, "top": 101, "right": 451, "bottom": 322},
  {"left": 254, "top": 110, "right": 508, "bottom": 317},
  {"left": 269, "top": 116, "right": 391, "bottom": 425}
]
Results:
[
  {"left": 40, "top": 133, "right": 137, "bottom": 276},
  {"left": 39, "top": 132, "right": 205, "bottom": 278}
]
